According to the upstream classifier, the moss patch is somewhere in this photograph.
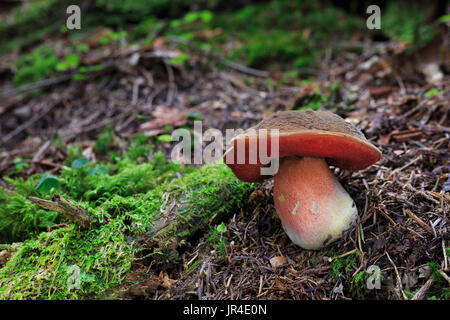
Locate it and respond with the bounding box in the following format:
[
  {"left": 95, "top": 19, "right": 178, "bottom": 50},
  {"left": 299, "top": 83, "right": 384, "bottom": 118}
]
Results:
[{"left": 0, "top": 149, "right": 256, "bottom": 299}]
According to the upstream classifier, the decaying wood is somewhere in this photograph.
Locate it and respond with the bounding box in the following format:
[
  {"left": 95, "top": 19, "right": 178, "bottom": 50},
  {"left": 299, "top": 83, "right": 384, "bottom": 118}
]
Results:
[
  {"left": 27, "top": 195, "right": 95, "bottom": 229},
  {"left": 412, "top": 277, "right": 435, "bottom": 300}
]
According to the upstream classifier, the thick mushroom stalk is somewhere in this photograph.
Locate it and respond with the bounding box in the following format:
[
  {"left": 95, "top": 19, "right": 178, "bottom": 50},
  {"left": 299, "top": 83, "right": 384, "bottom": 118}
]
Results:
[{"left": 273, "top": 156, "right": 357, "bottom": 250}]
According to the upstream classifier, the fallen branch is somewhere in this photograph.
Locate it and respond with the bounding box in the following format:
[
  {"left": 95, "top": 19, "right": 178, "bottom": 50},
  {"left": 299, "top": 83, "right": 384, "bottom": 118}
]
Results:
[
  {"left": 0, "top": 74, "right": 72, "bottom": 99},
  {"left": 412, "top": 277, "right": 435, "bottom": 300},
  {"left": 28, "top": 195, "right": 95, "bottom": 229}
]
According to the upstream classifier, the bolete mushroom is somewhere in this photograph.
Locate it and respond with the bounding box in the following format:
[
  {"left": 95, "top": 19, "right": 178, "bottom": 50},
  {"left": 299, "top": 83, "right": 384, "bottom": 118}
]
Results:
[{"left": 224, "top": 110, "right": 381, "bottom": 249}]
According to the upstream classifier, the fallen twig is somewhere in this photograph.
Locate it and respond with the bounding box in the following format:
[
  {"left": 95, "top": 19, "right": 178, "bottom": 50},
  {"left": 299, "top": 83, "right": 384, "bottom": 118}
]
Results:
[
  {"left": 386, "top": 251, "right": 408, "bottom": 300},
  {"left": 0, "top": 74, "right": 73, "bottom": 99},
  {"left": 404, "top": 209, "right": 434, "bottom": 235},
  {"left": 28, "top": 195, "right": 95, "bottom": 229},
  {"left": 412, "top": 277, "right": 435, "bottom": 300}
]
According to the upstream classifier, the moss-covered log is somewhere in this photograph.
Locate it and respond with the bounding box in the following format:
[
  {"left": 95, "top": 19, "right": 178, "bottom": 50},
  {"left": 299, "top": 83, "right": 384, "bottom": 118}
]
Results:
[
  {"left": 140, "top": 163, "right": 257, "bottom": 266},
  {"left": 0, "top": 162, "right": 256, "bottom": 299}
]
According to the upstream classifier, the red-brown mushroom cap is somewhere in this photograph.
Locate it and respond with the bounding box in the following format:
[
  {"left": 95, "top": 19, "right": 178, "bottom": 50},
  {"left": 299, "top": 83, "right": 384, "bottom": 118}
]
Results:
[{"left": 224, "top": 110, "right": 381, "bottom": 182}]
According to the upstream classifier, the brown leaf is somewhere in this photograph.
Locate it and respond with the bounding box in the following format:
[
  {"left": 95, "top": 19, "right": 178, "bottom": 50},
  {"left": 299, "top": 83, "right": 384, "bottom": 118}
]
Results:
[
  {"left": 270, "top": 256, "right": 288, "bottom": 268},
  {"left": 139, "top": 106, "right": 197, "bottom": 135},
  {"left": 152, "top": 37, "right": 165, "bottom": 49},
  {"left": 248, "top": 188, "right": 264, "bottom": 203},
  {"left": 369, "top": 86, "right": 396, "bottom": 98},
  {"left": 378, "top": 133, "right": 392, "bottom": 146},
  {"left": 159, "top": 271, "right": 177, "bottom": 289}
]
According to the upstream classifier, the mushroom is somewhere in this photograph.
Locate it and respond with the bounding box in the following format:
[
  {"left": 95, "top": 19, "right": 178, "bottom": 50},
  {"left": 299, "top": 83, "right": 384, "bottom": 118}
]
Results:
[{"left": 224, "top": 110, "right": 381, "bottom": 249}]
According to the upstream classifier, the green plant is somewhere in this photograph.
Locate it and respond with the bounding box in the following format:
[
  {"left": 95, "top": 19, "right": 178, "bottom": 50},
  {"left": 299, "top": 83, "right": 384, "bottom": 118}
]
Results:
[
  {"left": 424, "top": 88, "right": 443, "bottom": 99},
  {"left": 0, "top": 187, "right": 60, "bottom": 242},
  {"left": 131, "top": 16, "right": 164, "bottom": 41},
  {"left": 170, "top": 10, "right": 213, "bottom": 28},
  {"left": 56, "top": 54, "right": 80, "bottom": 72},
  {"left": 383, "top": 2, "right": 437, "bottom": 49},
  {"left": 13, "top": 46, "right": 59, "bottom": 86},
  {"left": 230, "top": 30, "right": 316, "bottom": 68},
  {"left": 35, "top": 173, "right": 60, "bottom": 195},
  {"left": 331, "top": 252, "right": 359, "bottom": 279},
  {"left": 169, "top": 52, "right": 189, "bottom": 66},
  {"left": 9, "top": 158, "right": 29, "bottom": 176},
  {"left": 0, "top": 0, "right": 70, "bottom": 55},
  {"left": 157, "top": 134, "right": 173, "bottom": 143},
  {"left": 95, "top": 126, "right": 115, "bottom": 156},
  {"left": 0, "top": 154, "right": 255, "bottom": 298},
  {"left": 207, "top": 222, "right": 228, "bottom": 257}
]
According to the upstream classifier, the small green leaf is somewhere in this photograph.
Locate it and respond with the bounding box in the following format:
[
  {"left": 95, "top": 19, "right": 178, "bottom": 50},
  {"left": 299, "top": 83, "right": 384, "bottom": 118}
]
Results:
[
  {"left": 439, "top": 14, "right": 450, "bottom": 23},
  {"left": 98, "top": 37, "right": 110, "bottom": 45},
  {"left": 200, "top": 11, "right": 213, "bottom": 24},
  {"left": 65, "top": 54, "right": 80, "bottom": 68},
  {"left": 71, "top": 157, "right": 88, "bottom": 169},
  {"left": 136, "top": 114, "right": 152, "bottom": 120},
  {"left": 87, "top": 166, "right": 106, "bottom": 175},
  {"left": 184, "top": 12, "right": 200, "bottom": 24},
  {"left": 72, "top": 73, "right": 86, "bottom": 81},
  {"left": 170, "top": 19, "right": 181, "bottom": 28},
  {"left": 35, "top": 173, "right": 59, "bottom": 194},
  {"left": 186, "top": 112, "right": 203, "bottom": 120},
  {"left": 56, "top": 62, "right": 68, "bottom": 72},
  {"left": 157, "top": 134, "right": 172, "bottom": 143},
  {"left": 425, "top": 88, "right": 439, "bottom": 99},
  {"left": 76, "top": 43, "right": 89, "bottom": 52},
  {"left": 216, "top": 222, "right": 227, "bottom": 233},
  {"left": 179, "top": 32, "right": 194, "bottom": 41},
  {"left": 91, "top": 64, "right": 104, "bottom": 72},
  {"left": 169, "top": 52, "right": 189, "bottom": 66}
]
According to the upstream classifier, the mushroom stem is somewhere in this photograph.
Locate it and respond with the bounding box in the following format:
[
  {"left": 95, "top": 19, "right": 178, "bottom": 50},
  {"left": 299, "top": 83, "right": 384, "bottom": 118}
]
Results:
[{"left": 273, "top": 156, "right": 357, "bottom": 249}]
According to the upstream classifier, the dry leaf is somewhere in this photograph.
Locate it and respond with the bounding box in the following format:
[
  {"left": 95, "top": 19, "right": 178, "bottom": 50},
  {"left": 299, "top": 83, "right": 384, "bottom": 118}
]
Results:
[
  {"left": 159, "top": 271, "right": 177, "bottom": 289},
  {"left": 270, "top": 256, "right": 288, "bottom": 268},
  {"left": 139, "top": 106, "right": 197, "bottom": 135},
  {"left": 369, "top": 86, "right": 396, "bottom": 98}
]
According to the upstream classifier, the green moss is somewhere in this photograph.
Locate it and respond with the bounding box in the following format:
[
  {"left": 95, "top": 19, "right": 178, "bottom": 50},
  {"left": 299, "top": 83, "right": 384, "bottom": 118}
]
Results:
[
  {"left": 0, "top": 188, "right": 60, "bottom": 243},
  {"left": 0, "top": 0, "right": 66, "bottom": 53},
  {"left": 95, "top": 0, "right": 209, "bottom": 21},
  {"left": 153, "top": 162, "right": 256, "bottom": 244},
  {"left": 331, "top": 252, "right": 359, "bottom": 279},
  {"left": 0, "top": 223, "right": 133, "bottom": 299},
  {"left": 383, "top": 2, "right": 438, "bottom": 49},
  {"left": 230, "top": 30, "right": 316, "bottom": 68},
  {"left": 13, "top": 46, "right": 59, "bottom": 87},
  {"left": 210, "top": 1, "right": 359, "bottom": 68},
  {"left": 0, "top": 146, "right": 255, "bottom": 299}
]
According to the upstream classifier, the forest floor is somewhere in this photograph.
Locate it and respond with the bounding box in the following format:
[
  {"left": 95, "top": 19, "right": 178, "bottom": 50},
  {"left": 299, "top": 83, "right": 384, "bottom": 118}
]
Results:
[{"left": 0, "top": 1, "right": 449, "bottom": 300}]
